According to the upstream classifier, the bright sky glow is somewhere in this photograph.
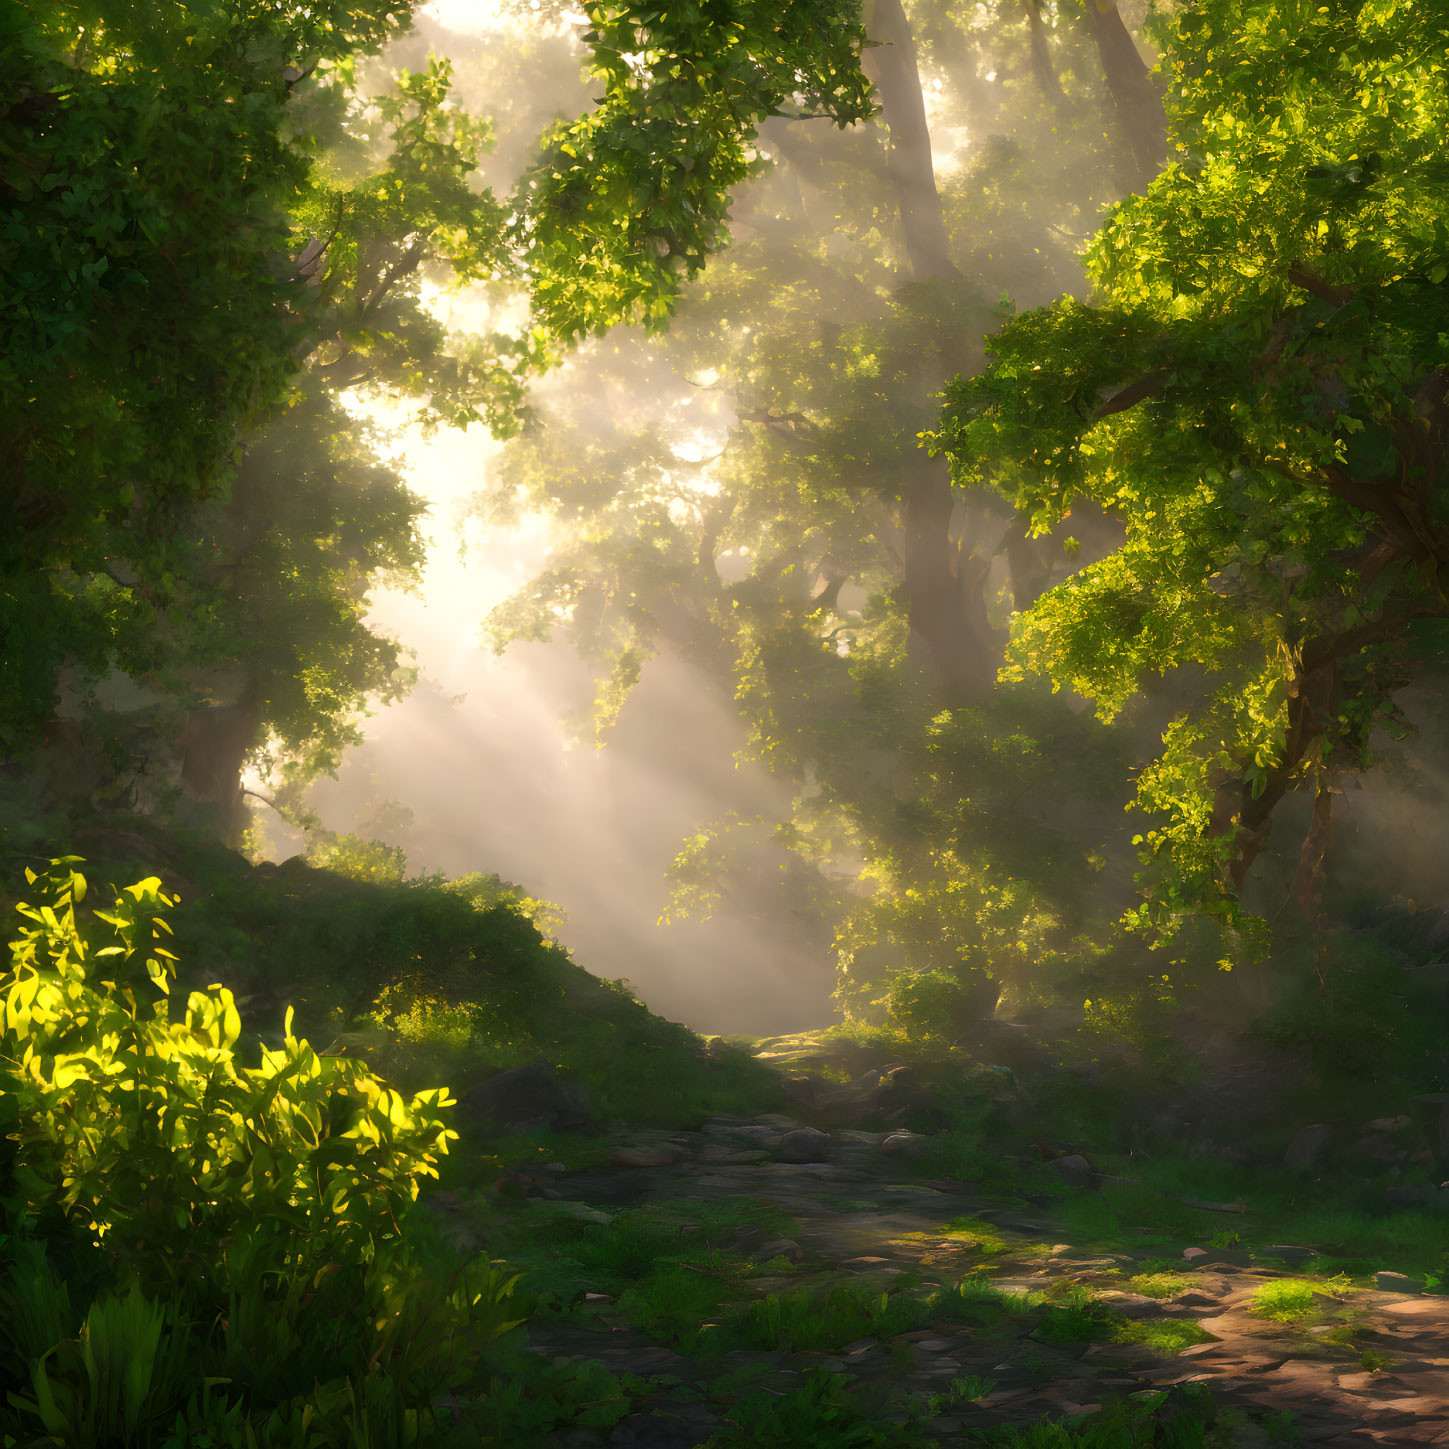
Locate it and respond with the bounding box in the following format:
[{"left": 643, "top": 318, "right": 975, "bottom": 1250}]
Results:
[
  {"left": 419, "top": 1, "right": 587, "bottom": 38},
  {"left": 418, "top": 0, "right": 513, "bottom": 35}
]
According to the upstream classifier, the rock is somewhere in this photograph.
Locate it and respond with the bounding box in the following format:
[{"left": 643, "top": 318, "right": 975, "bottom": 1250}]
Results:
[
  {"left": 1183, "top": 1247, "right": 1210, "bottom": 1261},
  {"left": 1048, "top": 1153, "right": 1094, "bottom": 1189},
  {"left": 752, "top": 1238, "right": 804, "bottom": 1264},
  {"left": 1376, "top": 1271, "right": 1423, "bottom": 1293},
  {"left": 878, "top": 1064, "right": 920, "bottom": 1096},
  {"left": 1344, "top": 1113, "right": 1417, "bottom": 1172},
  {"left": 702, "top": 1122, "right": 779, "bottom": 1144},
  {"left": 1090, "top": 1172, "right": 1143, "bottom": 1190},
  {"left": 609, "top": 1143, "right": 685, "bottom": 1168},
  {"left": 1366, "top": 1114, "right": 1413, "bottom": 1133},
  {"left": 1168, "top": 1194, "right": 1246, "bottom": 1213},
  {"left": 1283, "top": 1123, "right": 1333, "bottom": 1168},
  {"left": 610, "top": 1407, "right": 721, "bottom": 1449},
  {"left": 991, "top": 1216, "right": 1056, "bottom": 1235},
  {"left": 880, "top": 1129, "right": 932, "bottom": 1157},
  {"left": 549, "top": 1201, "right": 613, "bottom": 1226},
  {"left": 1184, "top": 1248, "right": 1252, "bottom": 1268},
  {"left": 780, "top": 1074, "right": 820, "bottom": 1105},
  {"left": 555, "top": 1167, "right": 677, "bottom": 1205},
  {"left": 754, "top": 1113, "right": 805, "bottom": 1131},
  {"left": 457, "top": 1060, "right": 593, "bottom": 1132},
  {"left": 836, "top": 1129, "right": 890, "bottom": 1148},
  {"left": 779, "top": 1126, "right": 832, "bottom": 1162}
]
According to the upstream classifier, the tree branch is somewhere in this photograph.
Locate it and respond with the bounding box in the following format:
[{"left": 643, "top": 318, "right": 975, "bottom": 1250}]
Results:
[
  {"left": 1286, "top": 266, "right": 1355, "bottom": 308},
  {"left": 1089, "top": 370, "right": 1168, "bottom": 421}
]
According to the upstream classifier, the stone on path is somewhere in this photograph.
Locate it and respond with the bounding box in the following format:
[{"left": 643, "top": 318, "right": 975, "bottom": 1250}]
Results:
[
  {"left": 1048, "top": 1153, "right": 1093, "bottom": 1188},
  {"left": 609, "top": 1143, "right": 685, "bottom": 1168},
  {"left": 1376, "top": 1271, "right": 1424, "bottom": 1293},
  {"left": 751, "top": 1238, "right": 804, "bottom": 1264},
  {"left": 779, "top": 1126, "right": 832, "bottom": 1161},
  {"left": 880, "top": 1129, "right": 931, "bottom": 1157}
]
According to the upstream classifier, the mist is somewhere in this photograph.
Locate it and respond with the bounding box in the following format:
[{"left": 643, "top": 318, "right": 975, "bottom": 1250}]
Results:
[
  {"left": 246, "top": 0, "right": 1449, "bottom": 1043},
  {"left": 245, "top": 404, "right": 835, "bottom": 1033}
]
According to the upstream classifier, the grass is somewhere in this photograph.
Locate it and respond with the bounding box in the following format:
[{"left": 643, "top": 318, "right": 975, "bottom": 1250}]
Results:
[
  {"left": 1050, "top": 1178, "right": 1241, "bottom": 1249},
  {"left": 1126, "top": 1271, "right": 1197, "bottom": 1299},
  {"left": 483, "top": 1195, "right": 803, "bottom": 1340},
  {"left": 937, "top": 1215, "right": 1014, "bottom": 1255},
  {"left": 616, "top": 1264, "right": 738, "bottom": 1350},
  {"left": 699, "top": 1367, "right": 934, "bottom": 1448},
  {"left": 713, "top": 1282, "right": 932, "bottom": 1353},
  {"left": 1110, "top": 1318, "right": 1218, "bottom": 1354},
  {"left": 951, "top": 1382, "right": 1285, "bottom": 1447},
  {"left": 977, "top": 1130, "right": 1449, "bottom": 1293},
  {"left": 1033, "top": 1290, "right": 1119, "bottom": 1345},
  {"left": 1247, "top": 1276, "right": 1353, "bottom": 1323}
]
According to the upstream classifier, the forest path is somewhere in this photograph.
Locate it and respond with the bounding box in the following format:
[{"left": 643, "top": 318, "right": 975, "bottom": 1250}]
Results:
[{"left": 489, "top": 1108, "right": 1449, "bottom": 1448}]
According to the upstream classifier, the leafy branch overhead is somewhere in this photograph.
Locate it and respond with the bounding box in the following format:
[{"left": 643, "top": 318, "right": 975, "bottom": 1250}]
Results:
[
  {"left": 933, "top": 0, "right": 1449, "bottom": 937},
  {"left": 517, "top": 1, "right": 876, "bottom": 340},
  {"left": 1, "top": 0, "right": 873, "bottom": 795}
]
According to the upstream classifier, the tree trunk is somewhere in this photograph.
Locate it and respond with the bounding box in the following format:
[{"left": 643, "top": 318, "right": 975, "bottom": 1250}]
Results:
[
  {"left": 180, "top": 686, "right": 262, "bottom": 846},
  {"left": 1022, "top": 0, "right": 1067, "bottom": 109},
  {"left": 864, "top": 0, "right": 1001, "bottom": 703},
  {"left": 1079, "top": 0, "right": 1167, "bottom": 184},
  {"left": 862, "top": 0, "right": 959, "bottom": 284},
  {"left": 1210, "top": 660, "right": 1341, "bottom": 895}
]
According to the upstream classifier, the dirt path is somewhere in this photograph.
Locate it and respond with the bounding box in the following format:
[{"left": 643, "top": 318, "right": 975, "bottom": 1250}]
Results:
[{"left": 485, "top": 1110, "right": 1449, "bottom": 1447}]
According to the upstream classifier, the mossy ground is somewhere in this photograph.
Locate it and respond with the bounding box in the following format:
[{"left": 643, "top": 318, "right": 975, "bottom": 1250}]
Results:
[{"left": 6, "top": 809, "right": 1449, "bottom": 1445}]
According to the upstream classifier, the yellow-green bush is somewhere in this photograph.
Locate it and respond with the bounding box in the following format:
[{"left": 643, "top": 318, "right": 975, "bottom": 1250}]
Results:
[
  {"left": 0, "top": 859, "right": 520, "bottom": 1447},
  {"left": 2, "top": 858, "right": 455, "bottom": 1274}
]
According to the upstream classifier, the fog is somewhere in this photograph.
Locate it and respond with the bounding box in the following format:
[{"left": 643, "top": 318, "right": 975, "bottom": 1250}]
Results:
[
  {"left": 245, "top": 0, "right": 1449, "bottom": 1039},
  {"left": 247, "top": 5, "right": 864, "bottom": 1033},
  {"left": 247, "top": 409, "right": 837, "bottom": 1032}
]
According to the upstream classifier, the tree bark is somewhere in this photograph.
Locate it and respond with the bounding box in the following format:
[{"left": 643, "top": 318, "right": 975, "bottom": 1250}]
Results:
[
  {"left": 1022, "top": 0, "right": 1068, "bottom": 109},
  {"left": 180, "top": 684, "right": 263, "bottom": 846},
  {"left": 1079, "top": 0, "right": 1166, "bottom": 184},
  {"left": 862, "top": 0, "right": 960, "bottom": 284},
  {"left": 864, "top": 0, "right": 1001, "bottom": 703}
]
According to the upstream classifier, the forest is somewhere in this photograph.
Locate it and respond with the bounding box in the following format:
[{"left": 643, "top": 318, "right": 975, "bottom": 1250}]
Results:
[{"left": 2, "top": 0, "right": 1448, "bottom": 1445}]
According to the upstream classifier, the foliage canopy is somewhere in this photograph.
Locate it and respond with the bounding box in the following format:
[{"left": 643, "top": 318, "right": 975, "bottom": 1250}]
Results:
[{"left": 935, "top": 0, "right": 1449, "bottom": 940}]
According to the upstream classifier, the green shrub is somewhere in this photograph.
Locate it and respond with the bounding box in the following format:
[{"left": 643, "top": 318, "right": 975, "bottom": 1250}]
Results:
[
  {"left": 0, "top": 859, "right": 455, "bottom": 1286},
  {"left": 1127, "top": 1273, "right": 1197, "bottom": 1300},
  {"left": 719, "top": 1283, "right": 931, "bottom": 1353},
  {"left": 0, "top": 859, "right": 521, "bottom": 1446},
  {"left": 1110, "top": 1318, "right": 1218, "bottom": 1355}
]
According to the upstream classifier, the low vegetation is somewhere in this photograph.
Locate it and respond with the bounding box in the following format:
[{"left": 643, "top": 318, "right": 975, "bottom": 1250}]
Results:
[{"left": 5, "top": 845, "right": 1446, "bottom": 1447}]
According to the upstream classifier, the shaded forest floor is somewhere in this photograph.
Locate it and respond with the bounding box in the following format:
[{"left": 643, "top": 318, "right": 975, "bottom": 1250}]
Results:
[
  {"left": 9, "top": 814, "right": 1449, "bottom": 1445},
  {"left": 442, "top": 1033, "right": 1449, "bottom": 1448}
]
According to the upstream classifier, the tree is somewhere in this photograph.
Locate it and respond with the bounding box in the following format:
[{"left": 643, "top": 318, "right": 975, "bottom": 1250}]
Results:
[
  {"left": 478, "top": 0, "right": 1170, "bottom": 1025},
  {"left": 519, "top": 0, "right": 876, "bottom": 340},
  {"left": 3, "top": 0, "right": 875, "bottom": 837},
  {"left": 2, "top": 0, "right": 400, "bottom": 744},
  {"left": 935, "top": 0, "right": 1449, "bottom": 948}
]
